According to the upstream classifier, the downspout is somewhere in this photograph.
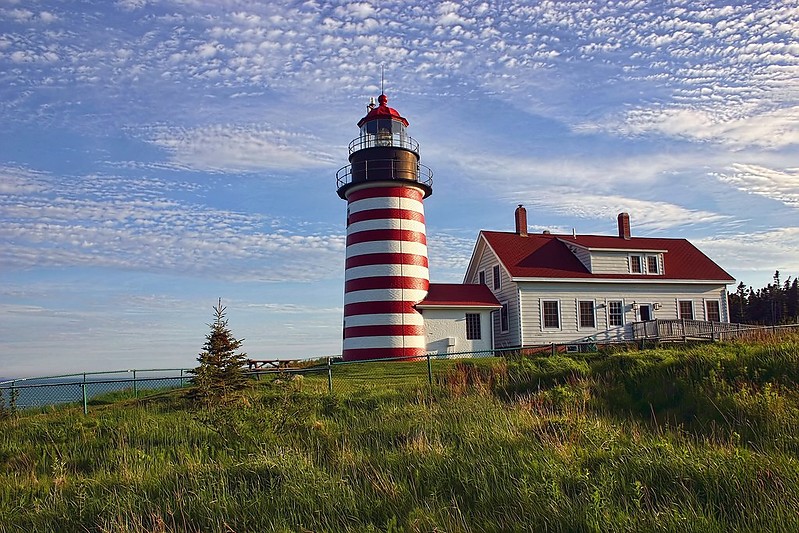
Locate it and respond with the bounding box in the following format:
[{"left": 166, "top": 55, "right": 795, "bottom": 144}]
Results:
[
  {"left": 490, "top": 309, "right": 496, "bottom": 351},
  {"left": 517, "top": 285, "right": 523, "bottom": 347}
]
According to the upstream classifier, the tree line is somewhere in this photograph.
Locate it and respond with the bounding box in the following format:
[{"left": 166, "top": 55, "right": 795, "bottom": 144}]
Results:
[{"left": 728, "top": 271, "right": 799, "bottom": 325}]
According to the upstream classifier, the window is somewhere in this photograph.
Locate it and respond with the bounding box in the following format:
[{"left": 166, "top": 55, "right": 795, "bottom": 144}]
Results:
[
  {"left": 647, "top": 255, "right": 659, "bottom": 274},
  {"left": 705, "top": 300, "right": 720, "bottom": 322},
  {"left": 493, "top": 265, "right": 501, "bottom": 290},
  {"left": 466, "top": 313, "right": 481, "bottom": 340},
  {"left": 478, "top": 271, "right": 486, "bottom": 285},
  {"left": 542, "top": 300, "right": 560, "bottom": 329},
  {"left": 630, "top": 255, "right": 643, "bottom": 273},
  {"left": 608, "top": 300, "right": 624, "bottom": 327},
  {"left": 629, "top": 254, "right": 661, "bottom": 274},
  {"left": 678, "top": 300, "right": 694, "bottom": 320},
  {"left": 500, "top": 303, "right": 509, "bottom": 332},
  {"left": 579, "top": 301, "right": 596, "bottom": 328}
]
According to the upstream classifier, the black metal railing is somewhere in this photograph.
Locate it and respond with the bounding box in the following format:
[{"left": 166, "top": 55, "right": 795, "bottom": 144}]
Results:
[
  {"left": 348, "top": 133, "right": 420, "bottom": 154},
  {"left": 336, "top": 159, "right": 433, "bottom": 189}
]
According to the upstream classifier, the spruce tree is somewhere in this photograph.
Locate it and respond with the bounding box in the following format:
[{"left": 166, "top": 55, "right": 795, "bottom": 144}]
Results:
[{"left": 190, "top": 299, "right": 249, "bottom": 405}]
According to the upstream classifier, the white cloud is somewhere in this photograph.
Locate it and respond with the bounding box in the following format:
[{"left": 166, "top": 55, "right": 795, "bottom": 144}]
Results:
[
  {"left": 715, "top": 164, "right": 799, "bottom": 208},
  {"left": 0, "top": 166, "right": 345, "bottom": 281},
  {"left": 505, "top": 188, "right": 728, "bottom": 232},
  {"left": 0, "top": 166, "right": 48, "bottom": 194},
  {"left": 696, "top": 227, "right": 799, "bottom": 275},
  {"left": 146, "top": 124, "right": 337, "bottom": 173},
  {"left": 39, "top": 11, "right": 57, "bottom": 23},
  {"left": 597, "top": 105, "right": 799, "bottom": 149}
]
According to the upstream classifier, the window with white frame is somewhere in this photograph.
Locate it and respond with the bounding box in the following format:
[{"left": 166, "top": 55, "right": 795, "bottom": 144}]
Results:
[
  {"left": 647, "top": 255, "right": 659, "bottom": 274},
  {"left": 493, "top": 265, "right": 501, "bottom": 290},
  {"left": 608, "top": 300, "right": 624, "bottom": 327},
  {"left": 465, "top": 313, "right": 481, "bottom": 340},
  {"left": 500, "top": 302, "right": 509, "bottom": 332},
  {"left": 705, "top": 300, "right": 720, "bottom": 322},
  {"left": 478, "top": 270, "right": 486, "bottom": 285},
  {"left": 542, "top": 300, "right": 560, "bottom": 329},
  {"left": 678, "top": 300, "right": 694, "bottom": 320},
  {"left": 630, "top": 255, "right": 643, "bottom": 273},
  {"left": 579, "top": 301, "right": 596, "bottom": 328},
  {"left": 629, "top": 254, "right": 661, "bottom": 275}
]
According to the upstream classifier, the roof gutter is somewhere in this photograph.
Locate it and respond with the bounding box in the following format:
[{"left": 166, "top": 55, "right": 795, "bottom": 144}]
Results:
[{"left": 511, "top": 277, "right": 736, "bottom": 285}]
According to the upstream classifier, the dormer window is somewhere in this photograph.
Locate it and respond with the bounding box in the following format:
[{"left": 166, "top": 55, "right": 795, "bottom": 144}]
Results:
[
  {"left": 647, "top": 255, "right": 659, "bottom": 274},
  {"left": 629, "top": 254, "right": 661, "bottom": 275}
]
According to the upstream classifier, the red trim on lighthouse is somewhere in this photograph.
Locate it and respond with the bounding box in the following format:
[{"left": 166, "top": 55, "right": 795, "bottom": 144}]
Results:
[
  {"left": 343, "top": 301, "right": 419, "bottom": 316},
  {"left": 345, "top": 276, "right": 429, "bottom": 293},
  {"left": 348, "top": 208, "right": 425, "bottom": 225},
  {"left": 346, "top": 253, "right": 428, "bottom": 269},
  {"left": 344, "top": 324, "right": 426, "bottom": 338},
  {"left": 342, "top": 347, "right": 426, "bottom": 361},
  {"left": 347, "top": 229, "right": 427, "bottom": 246},
  {"left": 346, "top": 187, "right": 424, "bottom": 202}
]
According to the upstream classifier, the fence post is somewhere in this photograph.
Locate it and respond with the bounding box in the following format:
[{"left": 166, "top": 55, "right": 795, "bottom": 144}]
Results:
[
  {"left": 327, "top": 357, "right": 333, "bottom": 393},
  {"left": 180, "top": 368, "right": 185, "bottom": 387},
  {"left": 427, "top": 352, "right": 433, "bottom": 386},
  {"left": 82, "top": 383, "right": 88, "bottom": 415},
  {"left": 551, "top": 343, "right": 556, "bottom": 356},
  {"left": 10, "top": 380, "right": 16, "bottom": 413},
  {"left": 133, "top": 369, "right": 138, "bottom": 398}
]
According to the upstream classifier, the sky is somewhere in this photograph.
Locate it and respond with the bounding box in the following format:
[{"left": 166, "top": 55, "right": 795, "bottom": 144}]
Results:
[{"left": 2, "top": 0, "right": 798, "bottom": 378}]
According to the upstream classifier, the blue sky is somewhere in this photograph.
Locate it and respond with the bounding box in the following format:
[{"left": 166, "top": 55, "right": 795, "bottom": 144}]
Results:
[{"left": 2, "top": 0, "right": 798, "bottom": 377}]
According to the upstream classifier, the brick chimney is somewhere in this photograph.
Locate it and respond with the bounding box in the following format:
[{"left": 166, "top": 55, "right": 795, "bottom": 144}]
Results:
[
  {"left": 618, "top": 212, "right": 631, "bottom": 240},
  {"left": 515, "top": 205, "right": 528, "bottom": 236}
]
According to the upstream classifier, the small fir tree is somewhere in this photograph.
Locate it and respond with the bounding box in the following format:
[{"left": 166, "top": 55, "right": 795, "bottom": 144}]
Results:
[{"left": 190, "top": 299, "right": 249, "bottom": 405}]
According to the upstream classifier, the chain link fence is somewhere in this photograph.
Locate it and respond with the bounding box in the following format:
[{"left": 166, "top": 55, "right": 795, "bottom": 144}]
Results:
[
  {"left": 5, "top": 326, "right": 795, "bottom": 416},
  {"left": 0, "top": 369, "right": 192, "bottom": 415}
]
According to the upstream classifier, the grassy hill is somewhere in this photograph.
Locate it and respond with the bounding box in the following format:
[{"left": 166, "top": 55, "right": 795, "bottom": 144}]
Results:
[{"left": 2, "top": 335, "right": 799, "bottom": 532}]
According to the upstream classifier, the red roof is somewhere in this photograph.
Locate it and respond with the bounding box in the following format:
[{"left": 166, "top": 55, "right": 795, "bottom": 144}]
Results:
[
  {"left": 481, "top": 231, "right": 734, "bottom": 282},
  {"left": 416, "top": 283, "right": 501, "bottom": 308},
  {"left": 357, "top": 94, "right": 410, "bottom": 127}
]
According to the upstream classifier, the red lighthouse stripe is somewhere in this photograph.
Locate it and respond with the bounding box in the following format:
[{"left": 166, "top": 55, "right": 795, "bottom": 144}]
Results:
[
  {"left": 341, "top": 347, "right": 426, "bottom": 361},
  {"left": 345, "top": 253, "right": 428, "bottom": 269},
  {"left": 348, "top": 208, "right": 426, "bottom": 225},
  {"left": 346, "top": 229, "right": 427, "bottom": 246},
  {"left": 345, "top": 276, "right": 429, "bottom": 293},
  {"left": 344, "top": 324, "right": 426, "bottom": 338},
  {"left": 344, "top": 301, "right": 419, "bottom": 316},
  {"left": 346, "top": 187, "right": 424, "bottom": 202}
]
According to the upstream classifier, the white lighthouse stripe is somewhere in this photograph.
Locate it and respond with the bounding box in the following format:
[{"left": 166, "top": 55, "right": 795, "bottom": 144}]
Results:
[
  {"left": 344, "top": 288, "right": 429, "bottom": 305},
  {"left": 344, "top": 313, "right": 425, "bottom": 327},
  {"left": 347, "top": 218, "right": 427, "bottom": 235},
  {"left": 347, "top": 197, "right": 425, "bottom": 215},
  {"left": 344, "top": 335, "right": 428, "bottom": 350},
  {"left": 345, "top": 264, "right": 429, "bottom": 282},
  {"left": 346, "top": 241, "right": 428, "bottom": 258}
]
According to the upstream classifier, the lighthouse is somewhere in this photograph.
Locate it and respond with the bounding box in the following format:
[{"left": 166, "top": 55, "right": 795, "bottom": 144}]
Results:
[{"left": 336, "top": 93, "right": 433, "bottom": 361}]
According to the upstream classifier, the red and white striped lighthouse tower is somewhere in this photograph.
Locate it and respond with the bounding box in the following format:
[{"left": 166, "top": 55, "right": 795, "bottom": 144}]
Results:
[{"left": 336, "top": 93, "right": 433, "bottom": 361}]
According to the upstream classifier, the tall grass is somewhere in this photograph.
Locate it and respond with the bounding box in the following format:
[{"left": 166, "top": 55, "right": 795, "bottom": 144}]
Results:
[{"left": 2, "top": 335, "right": 799, "bottom": 532}]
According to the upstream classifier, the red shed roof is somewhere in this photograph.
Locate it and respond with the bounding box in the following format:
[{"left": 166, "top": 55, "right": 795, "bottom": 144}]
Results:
[
  {"left": 357, "top": 93, "right": 409, "bottom": 127},
  {"left": 480, "top": 231, "right": 734, "bottom": 282},
  {"left": 416, "top": 283, "right": 501, "bottom": 308}
]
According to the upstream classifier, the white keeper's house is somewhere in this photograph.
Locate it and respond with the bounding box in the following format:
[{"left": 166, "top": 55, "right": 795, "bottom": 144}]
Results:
[{"left": 460, "top": 207, "right": 736, "bottom": 349}]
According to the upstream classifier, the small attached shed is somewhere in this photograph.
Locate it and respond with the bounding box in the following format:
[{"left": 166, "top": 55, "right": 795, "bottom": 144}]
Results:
[{"left": 416, "top": 283, "right": 501, "bottom": 356}]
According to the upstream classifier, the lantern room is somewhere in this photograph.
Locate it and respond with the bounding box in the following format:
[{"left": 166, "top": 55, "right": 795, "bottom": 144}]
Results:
[{"left": 336, "top": 93, "right": 432, "bottom": 199}]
